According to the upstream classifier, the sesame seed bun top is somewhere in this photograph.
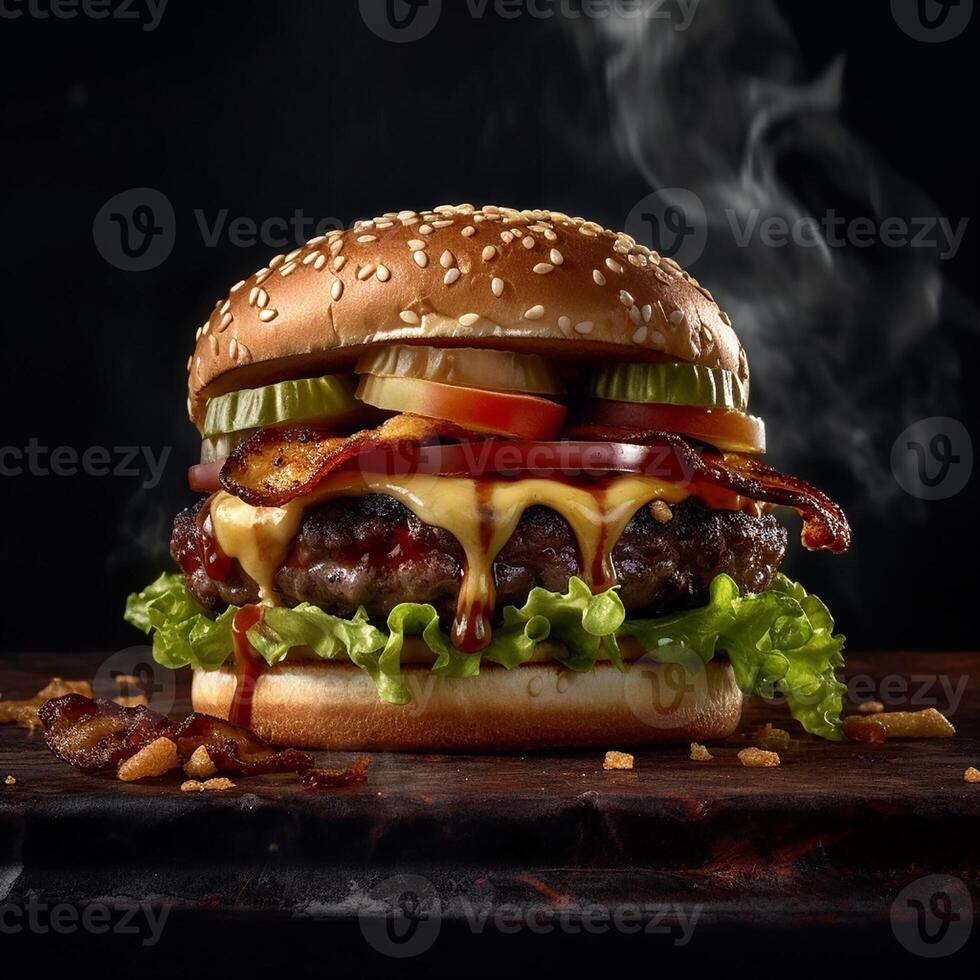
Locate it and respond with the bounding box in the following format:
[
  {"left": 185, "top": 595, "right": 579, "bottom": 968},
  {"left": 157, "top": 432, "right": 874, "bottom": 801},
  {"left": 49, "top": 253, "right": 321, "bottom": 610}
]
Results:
[{"left": 186, "top": 203, "right": 746, "bottom": 427}]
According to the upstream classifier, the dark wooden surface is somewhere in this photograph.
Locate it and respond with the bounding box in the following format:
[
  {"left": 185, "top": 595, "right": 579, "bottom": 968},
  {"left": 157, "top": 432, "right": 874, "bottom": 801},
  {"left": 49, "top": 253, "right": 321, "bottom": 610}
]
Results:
[{"left": 1, "top": 651, "right": 979, "bottom": 971}]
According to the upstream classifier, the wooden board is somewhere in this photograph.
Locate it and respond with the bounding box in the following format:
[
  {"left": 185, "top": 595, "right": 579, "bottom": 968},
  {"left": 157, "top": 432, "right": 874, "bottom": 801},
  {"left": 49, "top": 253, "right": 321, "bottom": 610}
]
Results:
[{"left": 1, "top": 651, "right": 979, "bottom": 969}]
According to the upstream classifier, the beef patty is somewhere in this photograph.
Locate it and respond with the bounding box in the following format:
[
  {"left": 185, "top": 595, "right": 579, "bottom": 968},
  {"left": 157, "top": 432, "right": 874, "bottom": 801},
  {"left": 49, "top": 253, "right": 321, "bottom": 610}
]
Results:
[{"left": 173, "top": 494, "right": 787, "bottom": 621}]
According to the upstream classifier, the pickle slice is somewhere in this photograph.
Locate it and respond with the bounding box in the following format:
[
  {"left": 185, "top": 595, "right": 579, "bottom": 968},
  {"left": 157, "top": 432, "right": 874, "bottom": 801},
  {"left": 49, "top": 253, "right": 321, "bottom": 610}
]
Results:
[
  {"left": 588, "top": 362, "right": 747, "bottom": 411},
  {"left": 200, "top": 430, "right": 254, "bottom": 464},
  {"left": 356, "top": 344, "right": 563, "bottom": 395},
  {"left": 202, "top": 374, "right": 359, "bottom": 438}
]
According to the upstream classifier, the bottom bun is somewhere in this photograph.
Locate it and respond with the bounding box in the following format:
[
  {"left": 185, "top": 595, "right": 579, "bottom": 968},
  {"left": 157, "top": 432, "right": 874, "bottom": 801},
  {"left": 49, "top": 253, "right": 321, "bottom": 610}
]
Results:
[{"left": 192, "top": 658, "right": 742, "bottom": 751}]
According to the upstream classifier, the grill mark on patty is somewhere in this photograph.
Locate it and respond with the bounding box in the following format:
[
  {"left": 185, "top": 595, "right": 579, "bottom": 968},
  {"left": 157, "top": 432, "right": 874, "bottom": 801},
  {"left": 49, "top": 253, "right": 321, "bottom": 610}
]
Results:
[{"left": 172, "top": 494, "right": 787, "bottom": 621}]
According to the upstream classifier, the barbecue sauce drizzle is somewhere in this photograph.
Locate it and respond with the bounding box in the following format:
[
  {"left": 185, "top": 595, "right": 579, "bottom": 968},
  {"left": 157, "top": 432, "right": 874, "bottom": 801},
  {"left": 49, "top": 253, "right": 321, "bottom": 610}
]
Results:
[{"left": 229, "top": 604, "right": 263, "bottom": 728}]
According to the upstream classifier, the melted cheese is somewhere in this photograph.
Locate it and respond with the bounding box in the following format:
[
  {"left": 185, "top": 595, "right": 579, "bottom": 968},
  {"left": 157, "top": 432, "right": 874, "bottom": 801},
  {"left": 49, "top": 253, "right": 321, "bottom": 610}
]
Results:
[{"left": 208, "top": 473, "right": 690, "bottom": 646}]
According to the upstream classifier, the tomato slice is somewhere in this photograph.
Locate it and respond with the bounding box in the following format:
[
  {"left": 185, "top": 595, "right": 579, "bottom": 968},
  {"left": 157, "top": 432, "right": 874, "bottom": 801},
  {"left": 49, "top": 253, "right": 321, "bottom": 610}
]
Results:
[
  {"left": 583, "top": 400, "right": 766, "bottom": 454},
  {"left": 189, "top": 461, "right": 223, "bottom": 493},
  {"left": 357, "top": 374, "right": 566, "bottom": 440}
]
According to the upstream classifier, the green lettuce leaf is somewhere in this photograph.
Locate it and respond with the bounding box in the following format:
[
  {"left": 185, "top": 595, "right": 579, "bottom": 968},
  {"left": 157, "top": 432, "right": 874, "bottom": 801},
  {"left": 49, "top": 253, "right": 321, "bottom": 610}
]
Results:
[{"left": 125, "top": 569, "right": 846, "bottom": 738}]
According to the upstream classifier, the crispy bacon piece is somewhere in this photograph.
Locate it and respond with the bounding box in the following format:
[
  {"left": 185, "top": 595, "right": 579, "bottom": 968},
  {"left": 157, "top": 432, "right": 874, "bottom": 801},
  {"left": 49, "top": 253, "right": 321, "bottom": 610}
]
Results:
[
  {"left": 220, "top": 413, "right": 485, "bottom": 507},
  {"left": 39, "top": 694, "right": 313, "bottom": 776},
  {"left": 301, "top": 755, "right": 371, "bottom": 789},
  {"left": 564, "top": 424, "right": 850, "bottom": 553}
]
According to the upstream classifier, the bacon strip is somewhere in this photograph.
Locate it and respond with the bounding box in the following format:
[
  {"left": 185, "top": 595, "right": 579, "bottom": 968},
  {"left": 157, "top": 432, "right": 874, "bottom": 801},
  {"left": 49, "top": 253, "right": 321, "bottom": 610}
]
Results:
[
  {"left": 39, "top": 694, "right": 313, "bottom": 776},
  {"left": 220, "top": 413, "right": 487, "bottom": 507},
  {"left": 562, "top": 423, "right": 850, "bottom": 553}
]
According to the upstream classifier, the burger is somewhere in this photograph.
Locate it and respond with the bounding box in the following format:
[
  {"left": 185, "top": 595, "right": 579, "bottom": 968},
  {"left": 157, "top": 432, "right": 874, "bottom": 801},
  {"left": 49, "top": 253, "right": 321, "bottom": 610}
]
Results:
[{"left": 125, "top": 203, "right": 851, "bottom": 751}]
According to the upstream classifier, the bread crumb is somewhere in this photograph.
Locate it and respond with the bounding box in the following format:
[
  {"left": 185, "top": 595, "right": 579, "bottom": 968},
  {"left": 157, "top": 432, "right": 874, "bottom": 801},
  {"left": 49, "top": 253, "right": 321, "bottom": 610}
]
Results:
[
  {"left": 649, "top": 500, "right": 673, "bottom": 524},
  {"left": 117, "top": 737, "right": 179, "bottom": 782},
  {"left": 965, "top": 767, "right": 980, "bottom": 784},
  {"left": 181, "top": 777, "right": 235, "bottom": 793},
  {"left": 690, "top": 742, "right": 713, "bottom": 761},
  {"left": 752, "top": 723, "right": 792, "bottom": 751},
  {"left": 4, "top": 775, "right": 15, "bottom": 786},
  {"left": 603, "top": 750, "right": 634, "bottom": 771},
  {"left": 184, "top": 745, "right": 218, "bottom": 779},
  {"left": 738, "top": 747, "right": 780, "bottom": 768},
  {"left": 843, "top": 708, "right": 955, "bottom": 741},
  {"left": 858, "top": 700, "right": 885, "bottom": 714}
]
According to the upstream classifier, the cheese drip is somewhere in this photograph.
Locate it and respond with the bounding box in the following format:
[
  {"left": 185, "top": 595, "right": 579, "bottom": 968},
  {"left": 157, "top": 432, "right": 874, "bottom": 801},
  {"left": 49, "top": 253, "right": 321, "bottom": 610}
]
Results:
[{"left": 208, "top": 473, "right": 690, "bottom": 649}]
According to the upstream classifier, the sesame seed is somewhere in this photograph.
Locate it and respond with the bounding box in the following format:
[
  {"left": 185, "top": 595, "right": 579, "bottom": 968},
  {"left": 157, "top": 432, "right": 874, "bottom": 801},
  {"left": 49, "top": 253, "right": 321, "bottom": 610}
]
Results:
[
  {"left": 443, "top": 268, "right": 461, "bottom": 286},
  {"left": 208, "top": 334, "right": 218, "bottom": 356},
  {"left": 642, "top": 304, "right": 652, "bottom": 323},
  {"left": 544, "top": 230, "right": 557, "bottom": 241},
  {"left": 533, "top": 263, "right": 554, "bottom": 275},
  {"left": 220, "top": 299, "right": 231, "bottom": 315},
  {"left": 279, "top": 262, "right": 297, "bottom": 276},
  {"left": 669, "top": 310, "right": 686, "bottom": 325},
  {"left": 593, "top": 270, "right": 607, "bottom": 286},
  {"left": 286, "top": 248, "right": 302, "bottom": 262},
  {"left": 399, "top": 310, "right": 420, "bottom": 325},
  {"left": 629, "top": 305, "right": 643, "bottom": 326},
  {"left": 329, "top": 239, "right": 344, "bottom": 255},
  {"left": 268, "top": 254, "right": 285, "bottom": 269},
  {"left": 357, "top": 264, "right": 375, "bottom": 281},
  {"left": 408, "top": 239, "right": 426, "bottom": 250},
  {"left": 574, "top": 321, "right": 594, "bottom": 334},
  {"left": 376, "top": 265, "right": 390, "bottom": 282},
  {"left": 218, "top": 312, "right": 233, "bottom": 332},
  {"left": 255, "top": 269, "right": 271, "bottom": 285},
  {"left": 357, "top": 235, "right": 377, "bottom": 244},
  {"left": 549, "top": 249, "right": 563, "bottom": 265},
  {"left": 302, "top": 251, "right": 319, "bottom": 265},
  {"left": 619, "top": 290, "right": 634, "bottom": 307},
  {"left": 413, "top": 250, "right": 428, "bottom": 268},
  {"left": 432, "top": 219, "right": 454, "bottom": 228},
  {"left": 419, "top": 224, "right": 434, "bottom": 235},
  {"left": 461, "top": 226, "right": 476, "bottom": 237},
  {"left": 606, "top": 258, "right": 624, "bottom": 274},
  {"left": 578, "top": 226, "right": 597, "bottom": 237},
  {"left": 201, "top": 320, "right": 210, "bottom": 335},
  {"left": 314, "top": 254, "right": 327, "bottom": 270},
  {"left": 256, "top": 288, "right": 269, "bottom": 308},
  {"left": 307, "top": 235, "right": 326, "bottom": 246},
  {"left": 524, "top": 305, "right": 545, "bottom": 320},
  {"left": 228, "top": 338, "right": 238, "bottom": 359},
  {"left": 332, "top": 255, "right": 346, "bottom": 271},
  {"left": 397, "top": 210, "right": 417, "bottom": 221},
  {"left": 258, "top": 309, "right": 277, "bottom": 323},
  {"left": 375, "top": 221, "right": 393, "bottom": 229},
  {"left": 501, "top": 231, "right": 514, "bottom": 244},
  {"left": 632, "top": 326, "right": 648, "bottom": 344},
  {"left": 440, "top": 250, "right": 455, "bottom": 269},
  {"left": 459, "top": 313, "right": 480, "bottom": 327},
  {"left": 482, "top": 245, "right": 497, "bottom": 262},
  {"left": 522, "top": 236, "right": 535, "bottom": 249},
  {"left": 186, "top": 355, "right": 192, "bottom": 370},
  {"left": 230, "top": 279, "right": 245, "bottom": 292},
  {"left": 649, "top": 331, "right": 666, "bottom": 348},
  {"left": 331, "top": 279, "right": 344, "bottom": 300},
  {"left": 558, "top": 316, "right": 571, "bottom": 331},
  {"left": 248, "top": 287, "right": 260, "bottom": 306},
  {"left": 491, "top": 277, "right": 504, "bottom": 297},
  {"left": 720, "top": 311, "right": 732, "bottom": 326}
]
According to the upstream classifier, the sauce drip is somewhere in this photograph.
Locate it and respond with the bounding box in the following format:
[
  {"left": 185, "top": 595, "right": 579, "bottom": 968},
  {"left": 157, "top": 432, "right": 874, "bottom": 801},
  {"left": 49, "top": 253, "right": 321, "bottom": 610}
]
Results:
[{"left": 229, "top": 604, "right": 264, "bottom": 728}]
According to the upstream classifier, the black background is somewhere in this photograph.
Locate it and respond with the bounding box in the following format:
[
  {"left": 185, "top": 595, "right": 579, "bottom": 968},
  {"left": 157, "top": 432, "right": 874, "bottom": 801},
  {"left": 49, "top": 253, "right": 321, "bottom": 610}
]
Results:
[{"left": 0, "top": 0, "right": 977, "bottom": 655}]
